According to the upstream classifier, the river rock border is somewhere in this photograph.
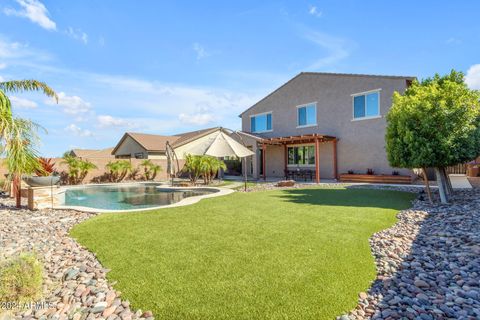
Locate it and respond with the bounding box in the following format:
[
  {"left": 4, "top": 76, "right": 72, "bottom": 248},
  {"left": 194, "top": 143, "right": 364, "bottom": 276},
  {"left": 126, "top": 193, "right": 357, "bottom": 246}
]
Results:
[
  {"left": 0, "top": 198, "right": 153, "bottom": 320},
  {"left": 339, "top": 188, "right": 480, "bottom": 319}
]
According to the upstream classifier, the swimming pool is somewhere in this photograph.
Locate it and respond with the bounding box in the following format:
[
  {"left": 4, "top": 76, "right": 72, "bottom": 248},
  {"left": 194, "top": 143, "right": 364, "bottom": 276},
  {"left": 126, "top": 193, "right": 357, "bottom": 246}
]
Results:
[{"left": 60, "top": 183, "right": 222, "bottom": 211}]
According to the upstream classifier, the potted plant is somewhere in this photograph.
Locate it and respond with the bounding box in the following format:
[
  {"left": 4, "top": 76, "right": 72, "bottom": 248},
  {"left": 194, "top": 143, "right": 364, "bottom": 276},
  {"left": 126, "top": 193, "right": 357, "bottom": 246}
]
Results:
[{"left": 23, "top": 157, "right": 60, "bottom": 187}]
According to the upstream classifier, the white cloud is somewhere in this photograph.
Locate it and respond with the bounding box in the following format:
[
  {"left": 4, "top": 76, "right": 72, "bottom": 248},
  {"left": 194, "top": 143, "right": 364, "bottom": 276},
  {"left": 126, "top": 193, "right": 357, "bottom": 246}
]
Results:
[
  {"left": 0, "top": 63, "right": 6, "bottom": 69},
  {"left": 178, "top": 112, "right": 216, "bottom": 125},
  {"left": 193, "top": 43, "right": 210, "bottom": 60},
  {"left": 308, "top": 6, "right": 323, "bottom": 17},
  {"left": 0, "top": 37, "right": 51, "bottom": 62},
  {"left": 465, "top": 64, "right": 480, "bottom": 90},
  {"left": 96, "top": 115, "right": 137, "bottom": 128},
  {"left": 446, "top": 37, "right": 462, "bottom": 45},
  {"left": 303, "top": 30, "right": 350, "bottom": 70},
  {"left": 9, "top": 96, "right": 38, "bottom": 109},
  {"left": 65, "top": 123, "right": 93, "bottom": 137},
  {"left": 3, "top": 0, "right": 56, "bottom": 30},
  {"left": 65, "top": 27, "right": 88, "bottom": 44},
  {"left": 45, "top": 92, "right": 92, "bottom": 115}
]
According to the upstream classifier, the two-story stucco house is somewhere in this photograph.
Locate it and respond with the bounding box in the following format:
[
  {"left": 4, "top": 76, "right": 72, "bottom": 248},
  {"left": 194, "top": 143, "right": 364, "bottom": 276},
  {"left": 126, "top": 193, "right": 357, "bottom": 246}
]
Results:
[{"left": 237, "top": 72, "right": 416, "bottom": 182}]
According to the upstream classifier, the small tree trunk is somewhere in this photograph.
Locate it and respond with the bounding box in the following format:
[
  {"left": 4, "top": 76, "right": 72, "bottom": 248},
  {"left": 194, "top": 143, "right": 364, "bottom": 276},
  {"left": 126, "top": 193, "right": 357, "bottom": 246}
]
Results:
[
  {"left": 13, "top": 175, "right": 21, "bottom": 208},
  {"left": 435, "top": 167, "right": 448, "bottom": 204},
  {"left": 422, "top": 168, "right": 433, "bottom": 204}
]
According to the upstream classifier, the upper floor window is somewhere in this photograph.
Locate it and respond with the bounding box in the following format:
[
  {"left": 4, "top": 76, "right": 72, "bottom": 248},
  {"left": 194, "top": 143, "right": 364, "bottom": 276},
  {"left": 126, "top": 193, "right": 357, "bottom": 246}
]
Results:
[
  {"left": 250, "top": 112, "right": 272, "bottom": 133},
  {"left": 352, "top": 90, "right": 380, "bottom": 120},
  {"left": 297, "top": 103, "right": 317, "bottom": 127}
]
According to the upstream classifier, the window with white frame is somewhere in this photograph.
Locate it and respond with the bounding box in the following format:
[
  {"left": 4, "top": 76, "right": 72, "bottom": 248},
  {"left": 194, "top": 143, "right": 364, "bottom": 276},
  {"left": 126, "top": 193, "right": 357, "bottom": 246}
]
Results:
[
  {"left": 287, "top": 145, "right": 315, "bottom": 165},
  {"left": 250, "top": 112, "right": 272, "bottom": 133},
  {"left": 297, "top": 103, "right": 317, "bottom": 127},
  {"left": 353, "top": 90, "right": 380, "bottom": 119}
]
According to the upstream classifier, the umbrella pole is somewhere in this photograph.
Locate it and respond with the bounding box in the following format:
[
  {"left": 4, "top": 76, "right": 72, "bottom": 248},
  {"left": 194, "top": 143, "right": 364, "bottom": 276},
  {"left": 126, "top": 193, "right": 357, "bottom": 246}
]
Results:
[{"left": 244, "top": 156, "right": 247, "bottom": 192}]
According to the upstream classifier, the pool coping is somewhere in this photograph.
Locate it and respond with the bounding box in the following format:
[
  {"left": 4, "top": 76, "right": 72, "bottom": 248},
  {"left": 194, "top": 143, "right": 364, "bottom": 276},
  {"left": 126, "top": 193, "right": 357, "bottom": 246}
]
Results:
[{"left": 54, "top": 183, "right": 235, "bottom": 213}]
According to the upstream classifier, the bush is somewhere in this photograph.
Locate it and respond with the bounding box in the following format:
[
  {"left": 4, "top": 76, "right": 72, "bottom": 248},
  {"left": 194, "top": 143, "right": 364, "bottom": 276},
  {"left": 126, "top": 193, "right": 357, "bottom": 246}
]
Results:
[{"left": 0, "top": 254, "right": 43, "bottom": 304}]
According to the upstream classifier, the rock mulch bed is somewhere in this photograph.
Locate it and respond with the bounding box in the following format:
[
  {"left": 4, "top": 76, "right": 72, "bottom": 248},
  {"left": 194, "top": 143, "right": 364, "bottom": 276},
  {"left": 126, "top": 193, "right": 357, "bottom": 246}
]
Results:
[
  {"left": 0, "top": 199, "right": 153, "bottom": 320},
  {"left": 340, "top": 189, "right": 480, "bottom": 320}
]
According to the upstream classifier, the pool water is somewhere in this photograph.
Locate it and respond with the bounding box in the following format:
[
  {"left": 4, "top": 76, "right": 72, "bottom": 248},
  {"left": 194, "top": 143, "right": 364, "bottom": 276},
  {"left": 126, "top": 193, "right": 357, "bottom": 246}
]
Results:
[{"left": 63, "top": 184, "right": 217, "bottom": 210}]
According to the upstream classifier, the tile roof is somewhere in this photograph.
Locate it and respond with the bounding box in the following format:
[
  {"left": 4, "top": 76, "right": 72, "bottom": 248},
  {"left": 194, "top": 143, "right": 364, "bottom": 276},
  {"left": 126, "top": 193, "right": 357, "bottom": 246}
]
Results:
[
  {"left": 127, "top": 132, "right": 180, "bottom": 151},
  {"left": 113, "top": 127, "right": 222, "bottom": 154},
  {"left": 71, "top": 147, "right": 114, "bottom": 158}
]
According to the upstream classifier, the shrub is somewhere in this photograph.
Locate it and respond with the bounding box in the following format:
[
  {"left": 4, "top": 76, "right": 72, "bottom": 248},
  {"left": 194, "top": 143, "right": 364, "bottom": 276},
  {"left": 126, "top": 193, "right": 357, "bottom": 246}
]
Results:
[
  {"left": 35, "top": 157, "right": 55, "bottom": 176},
  {"left": 0, "top": 253, "right": 43, "bottom": 304}
]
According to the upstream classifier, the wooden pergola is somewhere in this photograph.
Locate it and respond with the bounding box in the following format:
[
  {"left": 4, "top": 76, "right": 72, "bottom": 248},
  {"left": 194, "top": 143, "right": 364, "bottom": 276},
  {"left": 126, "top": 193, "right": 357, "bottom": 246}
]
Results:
[{"left": 259, "top": 134, "right": 338, "bottom": 183}]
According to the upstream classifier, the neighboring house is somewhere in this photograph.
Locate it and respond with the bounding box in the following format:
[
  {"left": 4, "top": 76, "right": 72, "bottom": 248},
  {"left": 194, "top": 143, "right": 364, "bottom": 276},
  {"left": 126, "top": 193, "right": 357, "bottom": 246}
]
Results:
[
  {"left": 69, "top": 147, "right": 115, "bottom": 159},
  {"left": 237, "top": 72, "right": 415, "bottom": 181},
  {"left": 111, "top": 127, "right": 225, "bottom": 159}
]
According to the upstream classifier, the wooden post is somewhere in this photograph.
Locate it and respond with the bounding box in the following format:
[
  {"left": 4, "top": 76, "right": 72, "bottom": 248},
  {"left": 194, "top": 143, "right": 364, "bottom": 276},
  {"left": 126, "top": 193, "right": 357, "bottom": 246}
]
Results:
[
  {"left": 315, "top": 138, "right": 320, "bottom": 183},
  {"left": 283, "top": 144, "right": 287, "bottom": 178},
  {"left": 333, "top": 139, "right": 338, "bottom": 180},
  {"left": 262, "top": 143, "right": 266, "bottom": 181}
]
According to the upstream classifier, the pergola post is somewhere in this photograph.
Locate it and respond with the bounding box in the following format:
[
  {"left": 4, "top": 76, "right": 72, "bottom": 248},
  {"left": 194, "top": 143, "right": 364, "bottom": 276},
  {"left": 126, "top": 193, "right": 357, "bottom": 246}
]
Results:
[
  {"left": 315, "top": 138, "right": 320, "bottom": 183},
  {"left": 333, "top": 138, "right": 338, "bottom": 180},
  {"left": 262, "top": 143, "right": 266, "bottom": 181},
  {"left": 283, "top": 144, "right": 287, "bottom": 176}
]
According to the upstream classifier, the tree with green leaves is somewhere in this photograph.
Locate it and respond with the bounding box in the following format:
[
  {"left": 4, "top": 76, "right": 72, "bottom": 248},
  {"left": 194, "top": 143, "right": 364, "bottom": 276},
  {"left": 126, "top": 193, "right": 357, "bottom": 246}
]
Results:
[
  {"left": 0, "top": 80, "right": 58, "bottom": 207},
  {"left": 386, "top": 70, "right": 480, "bottom": 203}
]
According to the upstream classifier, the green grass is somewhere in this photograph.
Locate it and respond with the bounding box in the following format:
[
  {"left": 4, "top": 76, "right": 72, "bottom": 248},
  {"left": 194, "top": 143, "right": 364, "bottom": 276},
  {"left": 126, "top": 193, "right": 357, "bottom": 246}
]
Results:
[{"left": 70, "top": 187, "right": 414, "bottom": 320}]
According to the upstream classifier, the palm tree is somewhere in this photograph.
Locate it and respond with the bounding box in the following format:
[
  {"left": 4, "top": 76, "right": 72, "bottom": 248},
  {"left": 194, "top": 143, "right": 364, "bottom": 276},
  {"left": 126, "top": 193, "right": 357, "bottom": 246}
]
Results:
[
  {"left": 61, "top": 153, "right": 97, "bottom": 184},
  {"left": 0, "top": 80, "right": 58, "bottom": 207},
  {"left": 106, "top": 160, "right": 132, "bottom": 182},
  {"left": 183, "top": 154, "right": 202, "bottom": 184},
  {"left": 77, "top": 159, "right": 97, "bottom": 183},
  {"left": 140, "top": 159, "right": 162, "bottom": 181}
]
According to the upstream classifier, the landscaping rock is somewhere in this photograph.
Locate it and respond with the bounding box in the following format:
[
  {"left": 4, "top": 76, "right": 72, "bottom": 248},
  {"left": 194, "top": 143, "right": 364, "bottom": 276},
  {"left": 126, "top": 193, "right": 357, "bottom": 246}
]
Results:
[
  {"left": 339, "top": 188, "right": 480, "bottom": 319},
  {"left": 276, "top": 180, "right": 295, "bottom": 187},
  {"left": 0, "top": 197, "right": 152, "bottom": 319}
]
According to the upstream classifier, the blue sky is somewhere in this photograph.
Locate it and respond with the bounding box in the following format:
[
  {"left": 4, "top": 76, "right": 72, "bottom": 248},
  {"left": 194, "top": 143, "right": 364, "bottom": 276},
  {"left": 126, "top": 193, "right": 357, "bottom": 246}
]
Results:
[{"left": 1, "top": 0, "right": 479, "bottom": 156}]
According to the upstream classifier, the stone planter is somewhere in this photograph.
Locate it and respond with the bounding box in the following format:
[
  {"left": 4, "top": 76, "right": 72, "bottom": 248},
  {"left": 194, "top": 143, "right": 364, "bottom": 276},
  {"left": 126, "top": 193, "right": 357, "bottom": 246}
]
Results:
[{"left": 23, "top": 176, "right": 60, "bottom": 187}]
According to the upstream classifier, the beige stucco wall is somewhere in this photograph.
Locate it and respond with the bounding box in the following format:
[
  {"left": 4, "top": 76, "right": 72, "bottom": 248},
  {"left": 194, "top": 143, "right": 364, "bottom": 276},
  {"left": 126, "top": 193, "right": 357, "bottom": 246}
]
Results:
[
  {"left": 240, "top": 73, "right": 414, "bottom": 178},
  {"left": 147, "top": 152, "right": 167, "bottom": 160},
  {"left": 114, "top": 136, "right": 148, "bottom": 158}
]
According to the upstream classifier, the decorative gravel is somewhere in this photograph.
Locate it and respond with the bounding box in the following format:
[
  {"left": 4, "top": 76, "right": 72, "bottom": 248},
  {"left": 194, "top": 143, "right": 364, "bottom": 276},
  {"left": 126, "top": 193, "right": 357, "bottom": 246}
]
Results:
[
  {"left": 0, "top": 198, "right": 153, "bottom": 320},
  {"left": 340, "top": 189, "right": 480, "bottom": 320}
]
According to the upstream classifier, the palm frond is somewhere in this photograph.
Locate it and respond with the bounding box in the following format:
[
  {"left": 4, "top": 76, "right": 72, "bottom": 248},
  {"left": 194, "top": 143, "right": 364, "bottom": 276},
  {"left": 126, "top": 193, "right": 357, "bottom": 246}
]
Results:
[
  {"left": 3, "top": 117, "right": 43, "bottom": 178},
  {"left": 0, "top": 80, "right": 58, "bottom": 103},
  {"left": 0, "top": 89, "right": 13, "bottom": 117}
]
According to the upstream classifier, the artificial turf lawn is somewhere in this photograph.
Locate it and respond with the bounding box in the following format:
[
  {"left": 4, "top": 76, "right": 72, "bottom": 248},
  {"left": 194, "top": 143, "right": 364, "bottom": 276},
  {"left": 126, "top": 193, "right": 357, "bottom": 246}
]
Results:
[{"left": 70, "top": 187, "right": 414, "bottom": 320}]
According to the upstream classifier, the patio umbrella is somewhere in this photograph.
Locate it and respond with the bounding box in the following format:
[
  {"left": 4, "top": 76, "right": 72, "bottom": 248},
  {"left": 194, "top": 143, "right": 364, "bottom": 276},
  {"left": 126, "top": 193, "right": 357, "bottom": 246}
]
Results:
[{"left": 185, "top": 129, "right": 254, "bottom": 191}]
